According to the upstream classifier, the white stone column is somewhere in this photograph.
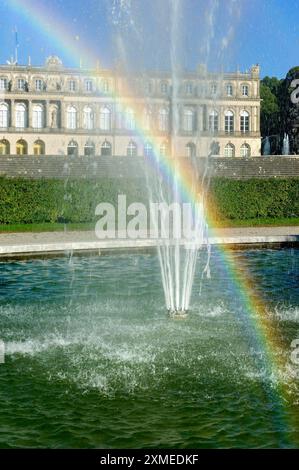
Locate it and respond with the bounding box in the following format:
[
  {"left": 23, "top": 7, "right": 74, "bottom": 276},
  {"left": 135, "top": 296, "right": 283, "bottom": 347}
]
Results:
[
  {"left": 10, "top": 100, "right": 15, "bottom": 128},
  {"left": 27, "top": 100, "right": 32, "bottom": 128},
  {"left": 61, "top": 102, "right": 66, "bottom": 129},
  {"left": 45, "top": 100, "right": 50, "bottom": 128},
  {"left": 197, "top": 105, "right": 203, "bottom": 132}
]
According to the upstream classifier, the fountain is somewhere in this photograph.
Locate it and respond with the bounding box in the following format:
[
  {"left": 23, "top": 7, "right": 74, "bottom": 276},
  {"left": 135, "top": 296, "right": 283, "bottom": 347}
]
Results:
[
  {"left": 0, "top": 0, "right": 298, "bottom": 452},
  {"left": 282, "top": 133, "right": 290, "bottom": 155},
  {"left": 110, "top": 0, "right": 212, "bottom": 317},
  {"left": 263, "top": 136, "right": 271, "bottom": 155}
]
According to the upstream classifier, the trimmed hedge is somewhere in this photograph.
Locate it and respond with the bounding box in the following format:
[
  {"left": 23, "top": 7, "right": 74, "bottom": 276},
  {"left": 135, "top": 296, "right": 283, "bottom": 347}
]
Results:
[
  {"left": 208, "top": 178, "right": 299, "bottom": 220},
  {"left": 0, "top": 177, "right": 298, "bottom": 224},
  {"left": 0, "top": 178, "right": 147, "bottom": 224}
]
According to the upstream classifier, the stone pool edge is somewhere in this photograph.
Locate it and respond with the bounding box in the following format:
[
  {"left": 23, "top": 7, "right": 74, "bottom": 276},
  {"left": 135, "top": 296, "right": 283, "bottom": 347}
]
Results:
[{"left": 0, "top": 233, "right": 298, "bottom": 258}]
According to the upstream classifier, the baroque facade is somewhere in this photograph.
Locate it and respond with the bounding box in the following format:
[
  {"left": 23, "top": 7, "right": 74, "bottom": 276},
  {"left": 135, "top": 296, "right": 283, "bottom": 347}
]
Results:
[{"left": 0, "top": 56, "right": 261, "bottom": 158}]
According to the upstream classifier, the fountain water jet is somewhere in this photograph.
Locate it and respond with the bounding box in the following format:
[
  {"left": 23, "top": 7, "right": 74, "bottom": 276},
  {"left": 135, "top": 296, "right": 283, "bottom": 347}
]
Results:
[{"left": 108, "top": 0, "right": 239, "bottom": 316}]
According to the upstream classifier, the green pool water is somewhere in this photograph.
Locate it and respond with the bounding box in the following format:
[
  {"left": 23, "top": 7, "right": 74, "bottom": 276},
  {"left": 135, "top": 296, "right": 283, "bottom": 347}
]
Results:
[{"left": 0, "top": 247, "right": 298, "bottom": 448}]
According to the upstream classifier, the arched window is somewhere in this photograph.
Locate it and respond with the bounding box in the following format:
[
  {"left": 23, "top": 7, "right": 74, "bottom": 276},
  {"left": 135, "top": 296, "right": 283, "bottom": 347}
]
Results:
[
  {"left": 242, "top": 84, "right": 249, "bottom": 97},
  {"left": 209, "top": 110, "right": 219, "bottom": 132},
  {"left": 143, "top": 108, "right": 151, "bottom": 131},
  {"left": 33, "top": 139, "right": 45, "bottom": 155},
  {"left": 32, "top": 104, "right": 44, "bottom": 129},
  {"left": 225, "top": 110, "right": 234, "bottom": 134},
  {"left": 83, "top": 106, "right": 94, "bottom": 130},
  {"left": 67, "top": 140, "right": 78, "bottom": 156},
  {"left": 100, "top": 106, "right": 111, "bottom": 131},
  {"left": 101, "top": 140, "right": 112, "bottom": 156},
  {"left": 186, "top": 142, "right": 196, "bottom": 158},
  {"left": 240, "top": 110, "right": 250, "bottom": 133},
  {"left": 0, "top": 102, "right": 9, "bottom": 128},
  {"left": 0, "top": 139, "right": 10, "bottom": 155},
  {"left": 125, "top": 108, "right": 135, "bottom": 130},
  {"left": 241, "top": 143, "right": 251, "bottom": 158},
  {"left": 15, "top": 103, "right": 26, "bottom": 128},
  {"left": 84, "top": 141, "right": 95, "bottom": 156},
  {"left": 159, "top": 142, "right": 169, "bottom": 157},
  {"left": 144, "top": 142, "right": 153, "bottom": 157},
  {"left": 67, "top": 106, "right": 77, "bottom": 129},
  {"left": 224, "top": 143, "right": 235, "bottom": 158},
  {"left": 183, "top": 108, "right": 194, "bottom": 132},
  {"left": 127, "top": 140, "right": 137, "bottom": 157},
  {"left": 158, "top": 108, "right": 169, "bottom": 132},
  {"left": 16, "top": 139, "right": 27, "bottom": 155}
]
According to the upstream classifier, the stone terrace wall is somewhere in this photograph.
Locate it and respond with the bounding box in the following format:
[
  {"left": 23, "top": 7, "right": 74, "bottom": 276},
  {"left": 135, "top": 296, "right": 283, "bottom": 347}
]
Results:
[{"left": 0, "top": 155, "right": 299, "bottom": 180}]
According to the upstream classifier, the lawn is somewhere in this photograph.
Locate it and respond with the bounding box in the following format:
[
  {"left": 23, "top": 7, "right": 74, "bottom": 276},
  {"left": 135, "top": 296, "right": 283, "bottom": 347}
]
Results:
[{"left": 0, "top": 218, "right": 299, "bottom": 233}]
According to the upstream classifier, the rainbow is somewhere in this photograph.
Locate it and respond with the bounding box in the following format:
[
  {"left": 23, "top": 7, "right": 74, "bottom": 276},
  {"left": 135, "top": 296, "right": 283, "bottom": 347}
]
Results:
[{"left": 7, "top": 0, "right": 299, "bottom": 447}]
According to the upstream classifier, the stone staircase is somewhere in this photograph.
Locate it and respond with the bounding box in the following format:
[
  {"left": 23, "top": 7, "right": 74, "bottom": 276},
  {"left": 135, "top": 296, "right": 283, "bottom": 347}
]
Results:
[{"left": 0, "top": 155, "right": 299, "bottom": 179}]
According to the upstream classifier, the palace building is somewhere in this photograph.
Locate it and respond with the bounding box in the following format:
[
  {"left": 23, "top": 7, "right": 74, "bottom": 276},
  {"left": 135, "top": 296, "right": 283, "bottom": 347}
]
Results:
[{"left": 0, "top": 56, "right": 261, "bottom": 158}]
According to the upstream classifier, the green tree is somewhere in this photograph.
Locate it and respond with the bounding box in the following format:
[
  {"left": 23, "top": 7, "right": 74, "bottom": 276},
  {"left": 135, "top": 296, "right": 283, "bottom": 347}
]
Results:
[{"left": 260, "top": 82, "right": 280, "bottom": 137}]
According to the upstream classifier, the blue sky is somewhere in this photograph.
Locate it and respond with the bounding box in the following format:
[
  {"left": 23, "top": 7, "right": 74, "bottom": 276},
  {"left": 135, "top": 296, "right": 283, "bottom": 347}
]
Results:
[{"left": 0, "top": 0, "right": 298, "bottom": 78}]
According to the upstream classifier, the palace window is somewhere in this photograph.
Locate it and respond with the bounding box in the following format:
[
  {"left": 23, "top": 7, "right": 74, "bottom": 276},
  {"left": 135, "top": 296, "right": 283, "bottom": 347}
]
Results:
[
  {"left": 240, "top": 110, "right": 250, "bottom": 133},
  {"left": 224, "top": 110, "right": 234, "bottom": 134},
  {"left": 83, "top": 106, "right": 94, "bottom": 130},
  {"left": 85, "top": 80, "right": 93, "bottom": 92},
  {"left": 84, "top": 141, "right": 95, "bottom": 156},
  {"left": 125, "top": 108, "right": 135, "bottom": 131},
  {"left": 185, "top": 82, "right": 193, "bottom": 95},
  {"left": 101, "top": 140, "right": 112, "bottom": 156},
  {"left": 18, "top": 79, "right": 25, "bottom": 90},
  {"left": 186, "top": 142, "right": 196, "bottom": 158},
  {"left": 160, "top": 142, "right": 168, "bottom": 157},
  {"left": 15, "top": 103, "right": 26, "bottom": 128},
  {"left": 32, "top": 104, "right": 44, "bottom": 129},
  {"left": 242, "top": 84, "right": 249, "bottom": 96},
  {"left": 67, "top": 140, "right": 78, "bottom": 156},
  {"left": 145, "top": 81, "right": 153, "bottom": 94},
  {"left": 68, "top": 80, "right": 76, "bottom": 92},
  {"left": 211, "top": 83, "right": 217, "bottom": 95},
  {"left": 144, "top": 142, "right": 153, "bottom": 157},
  {"left": 127, "top": 140, "right": 137, "bottom": 157},
  {"left": 0, "top": 139, "right": 10, "bottom": 155},
  {"left": 160, "top": 82, "right": 168, "bottom": 94},
  {"left": 16, "top": 139, "right": 27, "bottom": 155},
  {"left": 241, "top": 143, "right": 251, "bottom": 158},
  {"left": 158, "top": 108, "right": 169, "bottom": 132},
  {"left": 0, "top": 78, "right": 8, "bottom": 91},
  {"left": 0, "top": 102, "right": 9, "bottom": 128},
  {"left": 66, "top": 106, "right": 77, "bottom": 129},
  {"left": 224, "top": 143, "right": 235, "bottom": 158},
  {"left": 102, "top": 80, "right": 109, "bottom": 93},
  {"left": 100, "top": 106, "right": 111, "bottom": 131},
  {"left": 183, "top": 108, "right": 194, "bottom": 132},
  {"left": 33, "top": 140, "right": 45, "bottom": 155},
  {"left": 226, "top": 84, "right": 233, "bottom": 96},
  {"left": 35, "top": 79, "right": 43, "bottom": 91},
  {"left": 209, "top": 110, "right": 219, "bottom": 132}
]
